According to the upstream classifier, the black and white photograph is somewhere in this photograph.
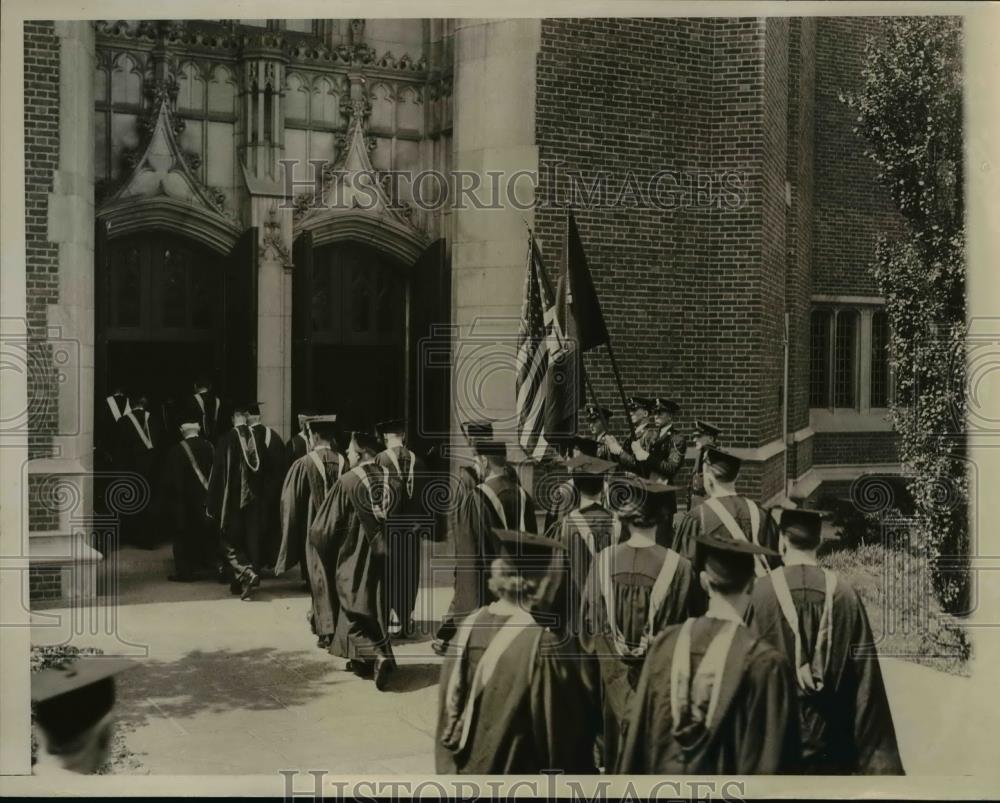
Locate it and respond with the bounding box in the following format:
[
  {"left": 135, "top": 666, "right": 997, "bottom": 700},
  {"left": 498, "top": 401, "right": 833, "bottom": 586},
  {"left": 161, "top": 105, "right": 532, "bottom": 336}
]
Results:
[{"left": 1, "top": 1, "right": 999, "bottom": 798}]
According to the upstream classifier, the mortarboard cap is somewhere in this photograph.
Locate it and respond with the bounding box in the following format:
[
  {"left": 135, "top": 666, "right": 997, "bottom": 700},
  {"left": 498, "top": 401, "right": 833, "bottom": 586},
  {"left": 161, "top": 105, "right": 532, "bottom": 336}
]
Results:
[
  {"left": 231, "top": 399, "right": 262, "bottom": 414},
  {"left": 694, "top": 419, "right": 721, "bottom": 438},
  {"left": 461, "top": 420, "right": 494, "bottom": 442},
  {"left": 607, "top": 476, "right": 682, "bottom": 521},
  {"left": 493, "top": 528, "right": 566, "bottom": 570},
  {"left": 376, "top": 418, "right": 407, "bottom": 437},
  {"left": 350, "top": 431, "right": 383, "bottom": 454},
  {"left": 581, "top": 404, "right": 613, "bottom": 422},
  {"left": 779, "top": 508, "right": 824, "bottom": 549},
  {"left": 693, "top": 530, "right": 778, "bottom": 588},
  {"left": 32, "top": 658, "right": 136, "bottom": 746},
  {"left": 702, "top": 446, "right": 742, "bottom": 482},
  {"left": 475, "top": 440, "right": 507, "bottom": 459},
  {"left": 566, "top": 453, "right": 616, "bottom": 477},
  {"left": 652, "top": 397, "right": 681, "bottom": 415}
]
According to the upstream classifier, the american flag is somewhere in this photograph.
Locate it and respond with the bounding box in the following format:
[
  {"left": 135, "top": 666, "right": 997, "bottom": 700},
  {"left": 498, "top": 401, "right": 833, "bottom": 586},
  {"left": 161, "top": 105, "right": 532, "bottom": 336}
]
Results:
[{"left": 515, "top": 237, "right": 565, "bottom": 459}]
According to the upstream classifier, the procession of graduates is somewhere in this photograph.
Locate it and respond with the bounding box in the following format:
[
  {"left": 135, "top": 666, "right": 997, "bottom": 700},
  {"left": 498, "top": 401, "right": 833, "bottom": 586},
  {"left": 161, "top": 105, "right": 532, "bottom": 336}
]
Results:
[{"left": 96, "top": 375, "right": 905, "bottom": 777}]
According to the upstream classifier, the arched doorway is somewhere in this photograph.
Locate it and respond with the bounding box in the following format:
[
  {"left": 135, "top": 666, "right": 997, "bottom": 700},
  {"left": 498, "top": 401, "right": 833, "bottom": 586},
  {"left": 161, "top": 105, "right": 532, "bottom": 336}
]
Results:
[
  {"left": 293, "top": 239, "right": 407, "bottom": 430},
  {"left": 97, "top": 231, "right": 224, "bottom": 408},
  {"left": 292, "top": 230, "right": 452, "bottom": 451}
]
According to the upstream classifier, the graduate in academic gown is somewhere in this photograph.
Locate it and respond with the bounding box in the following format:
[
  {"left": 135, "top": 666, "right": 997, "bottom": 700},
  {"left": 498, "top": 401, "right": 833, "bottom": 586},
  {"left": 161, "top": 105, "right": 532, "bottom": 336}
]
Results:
[
  {"left": 190, "top": 375, "right": 222, "bottom": 442},
  {"left": 31, "top": 657, "right": 136, "bottom": 776},
  {"left": 436, "top": 529, "right": 599, "bottom": 775},
  {"left": 617, "top": 531, "right": 801, "bottom": 775},
  {"left": 285, "top": 409, "right": 315, "bottom": 472},
  {"left": 687, "top": 419, "right": 720, "bottom": 510},
  {"left": 205, "top": 401, "right": 266, "bottom": 600},
  {"left": 672, "top": 446, "right": 781, "bottom": 573},
  {"left": 376, "top": 418, "right": 428, "bottom": 639},
  {"left": 541, "top": 436, "right": 601, "bottom": 534},
  {"left": 158, "top": 414, "right": 215, "bottom": 581},
  {"left": 745, "top": 509, "right": 904, "bottom": 775},
  {"left": 545, "top": 453, "right": 618, "bottom": 638},
  {"left": 434, "top": 440, "right": 537, "bottom": 654},
  {"left": 309, "top": 431, "right": 398, "bottom": 689},
  {"left": 276, "top": 415, "right": 346, "bottom": 648},
  {"left": 580, "top": 476, "right": 700, "bottom": 770},
  {"left": 247, "top": 403, "right": 287, "bottom": 572},
  {"left": 94, "top": 383, "right": 131, "bottom": 545},
  {"left": 112, "top": 392, "right": 160, "bottom": 548}
]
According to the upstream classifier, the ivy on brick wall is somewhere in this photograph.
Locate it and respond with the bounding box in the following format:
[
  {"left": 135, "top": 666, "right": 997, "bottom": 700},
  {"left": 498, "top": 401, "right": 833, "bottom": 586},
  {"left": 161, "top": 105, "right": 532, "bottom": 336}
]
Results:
[{"left": 844, "top": 17, "right": 967, "bottom": 611}]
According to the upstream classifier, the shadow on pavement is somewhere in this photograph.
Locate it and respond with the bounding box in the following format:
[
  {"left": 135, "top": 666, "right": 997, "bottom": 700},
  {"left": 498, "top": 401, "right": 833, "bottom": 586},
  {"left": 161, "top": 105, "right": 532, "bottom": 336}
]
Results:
[
  {"left": 115, "top": 647, "right": 349, "bottom": 730},
  {"left": 387, "top": 662, "right": 440, "bottom": 694}
]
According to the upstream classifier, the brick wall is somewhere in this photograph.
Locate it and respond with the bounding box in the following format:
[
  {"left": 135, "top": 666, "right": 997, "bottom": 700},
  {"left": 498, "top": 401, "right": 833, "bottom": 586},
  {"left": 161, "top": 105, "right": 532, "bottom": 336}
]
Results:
[
  {"left": 24, "top": 21, "right": 60, "bottom": 462},
  {"left": 813, "top": 430, "right": 899, "bottom": 465},
  {"left": 535, "top": 18, "right": 794, "bottom": 455},
  {"left": 785, "top": 19, "right": 816, "bottom": 438},
  {"left": 812, "top": 17, "right": 902, "bottom": 296},
  {"left": 29, "top": 566, "right": 62, "bottom": 603}
]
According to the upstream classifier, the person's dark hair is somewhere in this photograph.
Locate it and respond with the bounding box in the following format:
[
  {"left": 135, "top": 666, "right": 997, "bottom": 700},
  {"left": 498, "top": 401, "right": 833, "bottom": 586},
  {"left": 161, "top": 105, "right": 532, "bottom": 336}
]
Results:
[
  {"left": 573, "top": 473, "right": 604, "bottom": 498},
  {"left": 486, "top": 558, "right": 538, "bottom": 603},
  {"left": 310, "top": 422, "right": 339, "bottom": 448}
]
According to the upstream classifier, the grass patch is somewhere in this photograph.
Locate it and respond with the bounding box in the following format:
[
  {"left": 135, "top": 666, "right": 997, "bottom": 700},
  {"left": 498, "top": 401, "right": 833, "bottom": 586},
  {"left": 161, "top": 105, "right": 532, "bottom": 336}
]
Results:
[{"left": 820, "top": 543, "right": 971, "bottom": 677}]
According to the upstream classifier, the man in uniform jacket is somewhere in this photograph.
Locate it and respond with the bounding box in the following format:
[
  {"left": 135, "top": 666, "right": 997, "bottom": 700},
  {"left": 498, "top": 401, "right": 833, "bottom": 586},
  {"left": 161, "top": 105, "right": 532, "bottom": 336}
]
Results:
[
  {"left": 581, "top": 403, "right": 616, "bottom": 462},
  {"left": 617, "top": 531, "right": 801, "bottom": 774},
  {"left": 634, "top": 397, "right": 687, "bottom": 547},
  {"left": 603, "top": 396, "right": 653, "bottom": 474},
  {"left": 159, "top": 414, "right": 215, "bottom": 581},
  {"left": 745, "top": 508, "right": 904, "bottom": 775},
  {"left": 436, "top": 529, "right": 599, "bottom": 774}
]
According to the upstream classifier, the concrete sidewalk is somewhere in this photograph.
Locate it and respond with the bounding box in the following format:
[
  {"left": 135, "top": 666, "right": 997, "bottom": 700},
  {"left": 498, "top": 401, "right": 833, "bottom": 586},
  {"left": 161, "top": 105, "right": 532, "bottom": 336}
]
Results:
[{"left": 30, "top": 545, "right": 971, "bottom": 775}]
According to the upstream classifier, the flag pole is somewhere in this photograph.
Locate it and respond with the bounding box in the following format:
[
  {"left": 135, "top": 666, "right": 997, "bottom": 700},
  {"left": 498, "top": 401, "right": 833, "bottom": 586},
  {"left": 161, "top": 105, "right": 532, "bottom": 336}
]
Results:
[{"left": 604, "top": 340, "right": 636, "bottom": 440}]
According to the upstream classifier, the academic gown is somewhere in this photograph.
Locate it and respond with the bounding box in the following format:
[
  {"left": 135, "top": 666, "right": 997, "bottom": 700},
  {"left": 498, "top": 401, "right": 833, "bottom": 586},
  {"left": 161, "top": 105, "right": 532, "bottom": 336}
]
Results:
[
  {"left": 277, "top": 448, "right": 346, "bottom": 638},
  {"left": 672, "top": 494, "right": 782, "bottom": 567},
  {"left": 438, "top": 473, "right": 538, "bottom": 643},
  {"left": 745, "top": 565, "right": 904, "bottom": 775},
  {"left": 545, "top": 501, "right": 616, "bottom": 638},
  {"left": 251, "top": 423, "right": 288, "bottom": 569},
  {"left": 580, "top": 542, "right": 698, "bottom": 768},
  {"left": 309, "top": 461, "right": 398, "bottom": 664},
  {"left": 159, "top": 434, "right": 215, "bottom": 576},
  {"left": 642, "top": 425, "right": 686, "bottom": 546},
  {"left": 112, "top": 409, "right": 160, "bottom": 547},
  {"left": 617, "top": 616, "right": 802, "bottom": 775},
  {"left": 206, "top": 425, "right": 265, "bottom": 578},
  {"left": 285, "top": 430, "right": 310, "bottom": 468},
  {"left": 94, "top": 394, "right": 130, "bottom": 530},
  {"left": 435, "top": 606, "right": 599, "bottom": 775},
  {"left": 191, "top": 391, "right": 222, "bottom": 442},
  {"left": 376, "top": 446, "right": 428, "bottom": 630}
]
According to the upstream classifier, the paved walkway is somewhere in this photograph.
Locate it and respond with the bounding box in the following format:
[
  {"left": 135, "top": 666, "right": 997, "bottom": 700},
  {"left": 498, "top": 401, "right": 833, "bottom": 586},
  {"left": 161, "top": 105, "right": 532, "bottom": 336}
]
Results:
[{"left": 30, "top": 545, "right": 971, "bottom": 775}]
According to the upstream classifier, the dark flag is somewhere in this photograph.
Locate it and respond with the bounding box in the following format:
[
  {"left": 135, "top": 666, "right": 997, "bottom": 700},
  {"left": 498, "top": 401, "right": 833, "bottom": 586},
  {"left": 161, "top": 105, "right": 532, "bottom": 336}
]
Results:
[{"left": 566, "top": 211, "right": 610, "bottom": 351}]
